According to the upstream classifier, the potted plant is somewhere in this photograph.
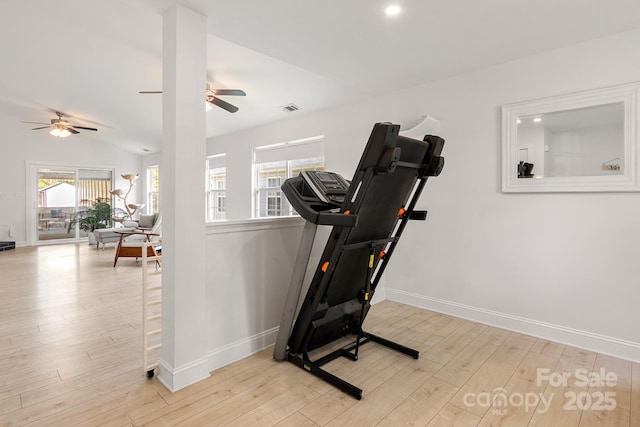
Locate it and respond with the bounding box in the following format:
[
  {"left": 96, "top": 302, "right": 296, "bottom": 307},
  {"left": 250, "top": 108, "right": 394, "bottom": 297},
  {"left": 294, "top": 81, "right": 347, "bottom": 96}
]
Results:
[{"left": 70, "top": 198, "right": 116, "bottom": 244}]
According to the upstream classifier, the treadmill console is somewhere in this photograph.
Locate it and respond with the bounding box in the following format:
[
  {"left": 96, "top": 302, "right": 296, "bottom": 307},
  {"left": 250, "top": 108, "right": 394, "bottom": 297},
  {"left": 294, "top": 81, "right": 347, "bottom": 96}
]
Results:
[
  {"left": 300, "top": 170, "right": 350, "bottom": 205},
  {"left": 281, "top": 170, "right": 356, "bottom": 227}
]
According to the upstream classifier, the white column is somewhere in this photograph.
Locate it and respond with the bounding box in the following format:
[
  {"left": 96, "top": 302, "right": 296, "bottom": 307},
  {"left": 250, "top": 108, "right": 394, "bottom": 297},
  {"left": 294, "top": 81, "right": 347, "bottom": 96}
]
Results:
[{"left": 158, "top": 5, "right": 209, "bottom": 392}]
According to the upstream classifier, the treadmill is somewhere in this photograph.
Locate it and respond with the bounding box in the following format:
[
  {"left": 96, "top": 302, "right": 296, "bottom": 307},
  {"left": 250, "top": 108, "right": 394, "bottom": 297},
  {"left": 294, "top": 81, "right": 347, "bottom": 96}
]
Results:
[{"left": 273, "top": 122, "right": 445, "bottom": 399}]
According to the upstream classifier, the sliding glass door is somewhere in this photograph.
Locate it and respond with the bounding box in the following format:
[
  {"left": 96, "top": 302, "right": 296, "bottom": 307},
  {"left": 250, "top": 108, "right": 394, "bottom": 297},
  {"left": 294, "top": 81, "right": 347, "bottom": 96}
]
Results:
[
  {"left": 75, "top": 169, "right": 114, "bottom": 240},
  {"left": 32, "top": 165, "right": 114, "bottom": 244},
  {"left": 37, "top": 168, "right": 77, "bottom": 241}
]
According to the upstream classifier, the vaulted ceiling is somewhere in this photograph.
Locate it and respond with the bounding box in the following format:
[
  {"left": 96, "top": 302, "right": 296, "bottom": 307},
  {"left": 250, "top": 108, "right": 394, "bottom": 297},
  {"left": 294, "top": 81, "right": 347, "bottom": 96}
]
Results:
[{"left": 2, "top": 0, "right": 640, "bottom": 153}]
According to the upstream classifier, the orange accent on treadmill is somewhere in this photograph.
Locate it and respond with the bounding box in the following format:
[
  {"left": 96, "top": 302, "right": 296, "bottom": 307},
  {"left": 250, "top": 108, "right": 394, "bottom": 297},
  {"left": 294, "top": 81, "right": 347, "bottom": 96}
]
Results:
[{"left": 321, "top": 261, "right": 329, "bottom": 272}]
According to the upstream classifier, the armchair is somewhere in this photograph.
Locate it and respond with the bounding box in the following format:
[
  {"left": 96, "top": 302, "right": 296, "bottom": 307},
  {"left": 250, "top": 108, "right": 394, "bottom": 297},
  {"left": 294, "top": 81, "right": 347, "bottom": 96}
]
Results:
[{"left": 113, "top": 214, "right": 162, "bottom": 267}]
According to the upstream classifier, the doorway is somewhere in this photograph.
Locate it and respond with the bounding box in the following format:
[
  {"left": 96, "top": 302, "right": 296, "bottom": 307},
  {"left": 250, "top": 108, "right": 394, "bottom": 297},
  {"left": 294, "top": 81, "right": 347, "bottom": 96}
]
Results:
[{"left": 29, "top": 165, "right": 114, "bottom": 245}]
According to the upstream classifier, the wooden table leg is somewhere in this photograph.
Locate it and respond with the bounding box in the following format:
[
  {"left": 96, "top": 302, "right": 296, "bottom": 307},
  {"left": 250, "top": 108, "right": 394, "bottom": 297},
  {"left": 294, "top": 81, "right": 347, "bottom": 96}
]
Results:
[{"left": 114, "top": 234, "right": 125, "bottom": 267}]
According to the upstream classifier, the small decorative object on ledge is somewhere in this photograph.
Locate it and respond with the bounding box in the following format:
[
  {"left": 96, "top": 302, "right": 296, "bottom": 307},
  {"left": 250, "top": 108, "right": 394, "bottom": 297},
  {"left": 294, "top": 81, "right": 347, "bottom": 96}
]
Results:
[
  {"left": 517, "top": 161, "right": 535, "bottom": 178},
  {"left": 601, "top": 158, "right": 622, "bottom": 171},
  {"left": 110, "top": 174, "right": 145, "bottom": 219}
]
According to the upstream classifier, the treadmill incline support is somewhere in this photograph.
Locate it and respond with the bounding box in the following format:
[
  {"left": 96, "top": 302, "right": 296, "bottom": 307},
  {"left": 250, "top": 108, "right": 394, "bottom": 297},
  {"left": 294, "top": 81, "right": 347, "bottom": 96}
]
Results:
[{"left": 273, "top": 221, "right": 318, "bottom": 361}]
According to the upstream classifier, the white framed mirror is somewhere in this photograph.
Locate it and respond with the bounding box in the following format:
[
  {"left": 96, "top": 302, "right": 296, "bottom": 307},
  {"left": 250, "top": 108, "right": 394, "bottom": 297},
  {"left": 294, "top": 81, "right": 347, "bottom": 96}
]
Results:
[{"left": 501, "top": 82, "right": 640, "bottom": 192}]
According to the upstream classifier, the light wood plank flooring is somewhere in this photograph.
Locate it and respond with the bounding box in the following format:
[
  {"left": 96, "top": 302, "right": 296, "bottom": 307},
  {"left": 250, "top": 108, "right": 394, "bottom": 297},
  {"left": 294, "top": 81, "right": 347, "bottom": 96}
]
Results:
[{"left": 0, "top": 243, "right": 637, "bottom": 426}]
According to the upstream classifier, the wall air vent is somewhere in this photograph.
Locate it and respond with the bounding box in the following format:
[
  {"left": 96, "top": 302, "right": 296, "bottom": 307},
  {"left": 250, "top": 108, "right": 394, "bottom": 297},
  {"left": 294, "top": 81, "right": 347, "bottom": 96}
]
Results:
[{"left": 281, "top": 103, "right": 301, "bottom": 113}]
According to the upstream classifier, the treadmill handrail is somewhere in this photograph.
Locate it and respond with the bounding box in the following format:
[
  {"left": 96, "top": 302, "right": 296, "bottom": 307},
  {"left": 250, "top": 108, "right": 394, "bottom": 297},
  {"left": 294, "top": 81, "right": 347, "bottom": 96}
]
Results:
[{"left": 281, "top": 176, "right": 358, "bottom": 227}]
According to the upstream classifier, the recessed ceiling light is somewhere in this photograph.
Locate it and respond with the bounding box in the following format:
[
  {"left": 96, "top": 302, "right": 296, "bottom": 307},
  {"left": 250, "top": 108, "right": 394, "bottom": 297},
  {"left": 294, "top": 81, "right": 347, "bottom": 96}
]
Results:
[
  {"left": 533, "top": 117, "right": 542, "bottom": 123},
  {"left": 384, "top": 5, "right": 401, "bottom": 16}
]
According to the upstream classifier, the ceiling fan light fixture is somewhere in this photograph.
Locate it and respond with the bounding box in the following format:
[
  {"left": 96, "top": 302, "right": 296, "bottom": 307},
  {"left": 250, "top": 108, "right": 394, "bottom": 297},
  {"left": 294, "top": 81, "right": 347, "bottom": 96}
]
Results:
[
  {"left": 50, "top": 128, "right": 71, "bottom": 138},
  {"left": 384, "top": 5, "right": 402, "bottom": 16}
]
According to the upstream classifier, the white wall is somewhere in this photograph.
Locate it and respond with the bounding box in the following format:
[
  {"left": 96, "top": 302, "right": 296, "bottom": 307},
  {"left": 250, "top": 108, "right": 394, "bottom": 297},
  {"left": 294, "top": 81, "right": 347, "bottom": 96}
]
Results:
[
  {"left": 204, "top": 218, "right": 304, "bottom": 369},
  {"left": 0, "top": 116, "right": 143, "bottom": 245},
  {"left": 384, "top": 29, "right": 640, "bottom": 360},
  {"left": 205, "top": 28, "right": 640, "bottom": 363}
]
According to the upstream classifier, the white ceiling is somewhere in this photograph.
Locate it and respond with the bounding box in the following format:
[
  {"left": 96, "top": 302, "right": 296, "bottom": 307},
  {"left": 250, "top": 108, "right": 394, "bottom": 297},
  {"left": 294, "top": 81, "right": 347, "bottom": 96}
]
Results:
[{"left": 2, "top": 0, "right": 640, "bottom": 154}]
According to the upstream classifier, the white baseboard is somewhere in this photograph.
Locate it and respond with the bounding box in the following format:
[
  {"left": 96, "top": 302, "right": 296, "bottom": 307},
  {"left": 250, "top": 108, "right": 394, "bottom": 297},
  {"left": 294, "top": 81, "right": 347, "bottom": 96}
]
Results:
[
  {"left": 387, "top": 288, "right": 640, "bottom": 362},
  {"left": 207, "top": 327, "right": 280, "bottom": 373},
  {"left": 372, "top": 286, "right": 387, "bottom": 304},
  {"left": 205, "top": 292, "right": 389, "bottom": 373},
  {"left": 155, "top": 329, "right": 279, "bottom": 393},
  {"left": 157, "top": 356, "right": 210, "bottom": 392}
]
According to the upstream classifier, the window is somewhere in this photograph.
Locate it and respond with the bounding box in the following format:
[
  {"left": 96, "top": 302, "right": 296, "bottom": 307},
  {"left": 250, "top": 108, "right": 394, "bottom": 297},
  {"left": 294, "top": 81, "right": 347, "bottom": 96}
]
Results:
[
  {"left": 206, "top": 154, "right": 226, "bottom": 221},
  {"left": 267, "top": 177, "right": 281, "bottom": 188},
  {"left": 253, "top": 136, "right": 324, "bottom": 217},
  {"left": 266, "top": 191, "right": 281, "bottom": 216},
  {"left": 146, "top": 165, "right": 160, "bottom": 214}
]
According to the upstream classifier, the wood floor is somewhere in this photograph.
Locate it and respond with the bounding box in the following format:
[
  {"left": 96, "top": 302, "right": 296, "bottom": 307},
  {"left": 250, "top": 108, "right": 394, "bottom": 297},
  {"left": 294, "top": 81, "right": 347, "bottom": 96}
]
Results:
[{"left": 1, "top": 243, "right": 638, "bottom": 426}]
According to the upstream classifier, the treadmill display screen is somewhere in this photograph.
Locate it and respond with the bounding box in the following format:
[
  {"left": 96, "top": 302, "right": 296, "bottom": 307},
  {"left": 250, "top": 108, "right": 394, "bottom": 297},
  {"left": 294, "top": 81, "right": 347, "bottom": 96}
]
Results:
[
  {"left": 317, "top": 172, "right": 338, "bottom": 184},
  {"left": 301, "top": 170, "right": 350, "bottom": 203}
]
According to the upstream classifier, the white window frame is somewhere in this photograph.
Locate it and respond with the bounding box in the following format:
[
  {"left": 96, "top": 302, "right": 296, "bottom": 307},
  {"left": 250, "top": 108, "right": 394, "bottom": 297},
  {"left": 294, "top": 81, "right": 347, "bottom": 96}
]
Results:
[
  {"left": 252, "top": 136, "right": 325, "bottom": 218},
  {"left": 146, "top": 165, "right": 160, "bottom": 215},
  {"left": 206, "top": 154, "right": 227, "bottom": 221}
]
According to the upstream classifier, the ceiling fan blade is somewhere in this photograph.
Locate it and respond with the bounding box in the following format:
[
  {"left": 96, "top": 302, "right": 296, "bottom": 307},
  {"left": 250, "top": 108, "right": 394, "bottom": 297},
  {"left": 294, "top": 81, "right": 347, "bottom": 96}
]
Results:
[
  {"left": 211, "top": 89, "right": 246, "bottom": 96},
  {"left": 31, "top": 126, "right": 51, "bottom": 130},
  {"left": 139, "top": 91, "right": 163, "bottom": 94},
  {"left": 208, "top": 96, "right": 239, "bottom": 113},
  {"left": 67, "top": 128, "right": 80, "bottom": 134},
  {"left": 21, "top": 121, "right": 50, "bottom": 125},
  {"left": 71, "top": 126, "right": 98, "bottom": 131}
]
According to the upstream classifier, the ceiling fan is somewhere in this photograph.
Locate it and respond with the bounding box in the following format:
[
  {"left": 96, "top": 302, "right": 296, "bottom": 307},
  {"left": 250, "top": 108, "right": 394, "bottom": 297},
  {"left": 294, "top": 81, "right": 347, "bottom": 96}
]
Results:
[
  {"left": 139, "top": 83, "right": 246, "bottom": 113},
  {"left": 21, "top": 111, "right": 98, "bottom": 137}
]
